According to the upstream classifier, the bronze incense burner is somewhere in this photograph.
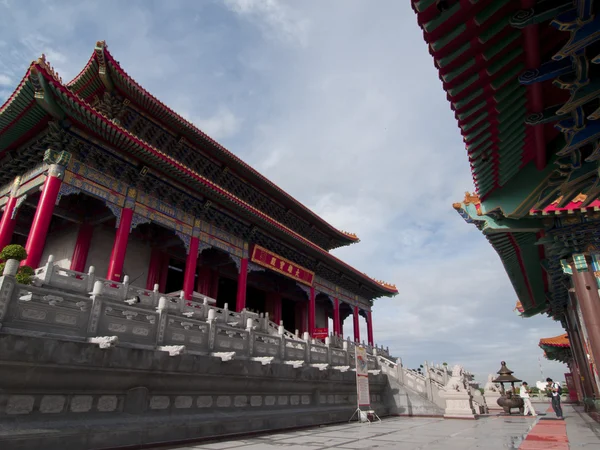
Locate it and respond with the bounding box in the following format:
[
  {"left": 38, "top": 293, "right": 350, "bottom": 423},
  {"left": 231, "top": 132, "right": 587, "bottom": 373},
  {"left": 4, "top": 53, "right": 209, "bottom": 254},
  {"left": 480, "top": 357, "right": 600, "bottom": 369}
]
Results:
[{"left": 493, "top": 361, "right": 524, "bottom": 415}]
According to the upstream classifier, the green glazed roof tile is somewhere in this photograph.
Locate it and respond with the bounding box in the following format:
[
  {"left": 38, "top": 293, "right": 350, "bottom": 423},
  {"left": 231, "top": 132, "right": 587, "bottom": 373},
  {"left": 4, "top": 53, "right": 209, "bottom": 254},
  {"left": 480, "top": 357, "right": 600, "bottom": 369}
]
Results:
[
  {"left": 438, "top": 42, "right": 471, "bottom": 68},
  {"left": 483, "top": 31, "right": 520, "bottom": 61},
  {"left": 432, "top": 23, "right": 467, "bottom": 51},
  {"left": 423, "top": 2, "right": 461, "bottom": 33}
]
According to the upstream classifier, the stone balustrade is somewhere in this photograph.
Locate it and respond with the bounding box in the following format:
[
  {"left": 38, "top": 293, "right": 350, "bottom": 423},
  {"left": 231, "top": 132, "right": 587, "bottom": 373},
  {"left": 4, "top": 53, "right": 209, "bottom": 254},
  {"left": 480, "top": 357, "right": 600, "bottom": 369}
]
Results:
[{"left": 1, "top": 255, "right": 390, "bottom": 370}]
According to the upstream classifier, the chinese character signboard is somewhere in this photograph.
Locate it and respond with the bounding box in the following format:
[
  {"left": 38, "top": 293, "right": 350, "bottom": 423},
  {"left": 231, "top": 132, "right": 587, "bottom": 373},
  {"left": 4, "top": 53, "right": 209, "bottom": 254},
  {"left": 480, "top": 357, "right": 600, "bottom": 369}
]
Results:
[
  {"left": 313, "top": 328, "right": 328, "bottom": 339},
  {"left": 355, "top": 345, "right": 370, "bottom": 407},
  {"left": 250, "top": 244, "right": 315, "bottom": 286}
]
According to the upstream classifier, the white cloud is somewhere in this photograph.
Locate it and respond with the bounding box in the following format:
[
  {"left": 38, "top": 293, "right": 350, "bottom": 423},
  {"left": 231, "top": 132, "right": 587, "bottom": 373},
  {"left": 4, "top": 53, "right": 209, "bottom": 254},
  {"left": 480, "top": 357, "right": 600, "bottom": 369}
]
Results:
[
  {"left": 193, "top": 106, "right": 242, "bottom": 141},
  {"left": 0, "top": 74, "right": 11, "bottom": 86},
  {"left": 224, "top": 0, "right": 310, "bottom": 46}
]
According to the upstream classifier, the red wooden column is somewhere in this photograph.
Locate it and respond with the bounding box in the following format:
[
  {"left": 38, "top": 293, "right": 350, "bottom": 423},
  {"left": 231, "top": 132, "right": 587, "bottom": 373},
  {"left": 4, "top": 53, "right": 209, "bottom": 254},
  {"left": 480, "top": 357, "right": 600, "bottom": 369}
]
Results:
[
  {"left": 308, "top": 287, "right": 316, "bottom": 337},
  {"left": 235, "top": 257, "right": 248, "bottom": 312},
  {"left": 183, "top": 236, "right": 200, "bottom": 300},
  {"left": 571, "top": 257, "right": 600, "bottom": 394},
  {"left": 367, "top": 310, "right": 374, "bottom": 346},
  {"left": 266, "top": 292, "right": 282, "bottom": 324},
  {"left": 23, "top": 160, "right": 69, "bottom": 268},
  {"left": 158, "top": 252, "right": 169, "bottom": 293},
  {"left": 210, "top": 269, "right": 220, "bottom": 299},
  {"left": 196, "top": 266, "right": 211, "bottom": 295},
  {"left": 106, "top": 208, "right": 134, "bottom": 282},
  {"left": 0, "top": 177, "right": 22, "bottom": 253},
  {"left": 273, "top": 293, "right": 282, "bottom": 324},
  {"left": 70, "top": 223, "right": 94, "bottom": 272},
  {"left": 353, "top": 306, "right": 360, "bottom": 343},
  {"left": 333, "top": 297, "right": 341, "bottom": 335},
  {"left": 145, "top": 247, "right": 162, "bottom": 290}
]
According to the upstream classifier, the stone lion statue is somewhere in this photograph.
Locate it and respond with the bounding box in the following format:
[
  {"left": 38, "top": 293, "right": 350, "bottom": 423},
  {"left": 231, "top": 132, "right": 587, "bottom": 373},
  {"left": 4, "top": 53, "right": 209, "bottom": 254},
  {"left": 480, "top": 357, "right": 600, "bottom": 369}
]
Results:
[
  {"left": 483, "top": 374, "right": 500, "bottom": 393},
  {"left": 444, "top": 364, "right": 468, "bottom": 392}
]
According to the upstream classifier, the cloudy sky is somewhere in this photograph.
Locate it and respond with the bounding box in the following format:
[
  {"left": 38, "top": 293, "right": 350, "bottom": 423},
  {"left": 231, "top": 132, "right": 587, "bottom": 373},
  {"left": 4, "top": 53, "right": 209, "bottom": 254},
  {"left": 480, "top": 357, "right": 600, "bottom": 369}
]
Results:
[{"left": 0, "top": 0, "right": 566, "bottom": 383}]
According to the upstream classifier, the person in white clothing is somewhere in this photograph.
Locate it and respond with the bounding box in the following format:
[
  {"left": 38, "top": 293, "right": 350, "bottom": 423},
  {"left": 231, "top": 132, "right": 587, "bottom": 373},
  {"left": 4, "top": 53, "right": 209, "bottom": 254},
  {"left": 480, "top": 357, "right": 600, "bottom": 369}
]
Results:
[{"left": 520, "top": 382, "right": 536, "bottom": 416}]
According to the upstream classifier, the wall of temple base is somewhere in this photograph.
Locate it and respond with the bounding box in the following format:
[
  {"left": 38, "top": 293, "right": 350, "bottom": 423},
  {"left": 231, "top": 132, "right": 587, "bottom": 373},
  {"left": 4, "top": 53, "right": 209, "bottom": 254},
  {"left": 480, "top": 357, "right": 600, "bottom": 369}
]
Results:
[
  {"left": 121, "top": 233, "right": 152, "bottom": 289},
  {"left": 83, "top": 225, "right": 151, "bottom": 288},
  {"left": 86, "top": 225, "right": 113, "bottom": 278},
  {"left": 0, "top": 334, "right": 388, "bottom": 450},
  {"left": 39, "top": 227, "right": 78, "bottom": 270},
  {"left": 315, "top": 301, "right": 327, "bottom": 328}
]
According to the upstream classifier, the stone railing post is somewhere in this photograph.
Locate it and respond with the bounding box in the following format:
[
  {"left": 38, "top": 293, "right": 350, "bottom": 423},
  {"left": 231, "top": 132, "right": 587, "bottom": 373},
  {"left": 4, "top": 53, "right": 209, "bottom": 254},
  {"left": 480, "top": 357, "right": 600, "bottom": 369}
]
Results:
[
  {"left": 424, "top": 361, "right": 435, "bottom": 402},
  {"left": 278, "top": 321, "right": 285, "bottom": 359},
  {"left": 86, "top": 266, "right": 96, "bottom": 292},
  {"left": 38, "top": 254, "right": 55, "bottom": 285},
  {"left": 87, "top": 280, "right": 105, "bottom": 336},
  {"left": 222, "top": 303, "right": 230, "bottom": 323},
  {"left": 121, "top": 275, "right": 130, "bottom": 300},
  {"left": 177, "top": 291, "right": 185, "bottom": 315},
  {"left": 342, "top": 340, "right": 350, "bottom": 366},
  {"left": 151, "top": 283, "right": 159, "bottom": 307},
  {"left": 325, "top": 336, "right": 332, "bottom": 365},
  {"left": 303, "top": 332, "right": 310, "bottom": 362},
  {"left": 397, "top": 357, "right": 405, "bottom": 384},
  {"left": 247, "top": 318, "right": 255, "bottom": 356},
  {"left": 155, "top": 296, "right": 169, "bottom": 346},
  {"left": 0, "top": 268, "right": 17, "bottom": 325},
  {"left": 207, "top": 308, "right": 217, "bottom": 351}
]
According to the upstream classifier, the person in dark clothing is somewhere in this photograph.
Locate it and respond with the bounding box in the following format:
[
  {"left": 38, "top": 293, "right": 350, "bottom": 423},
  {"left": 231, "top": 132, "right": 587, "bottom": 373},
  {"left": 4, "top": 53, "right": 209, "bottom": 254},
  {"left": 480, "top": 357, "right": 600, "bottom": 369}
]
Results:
[{"left": 546, "top": 377, "right": 563, "bottom": 419}]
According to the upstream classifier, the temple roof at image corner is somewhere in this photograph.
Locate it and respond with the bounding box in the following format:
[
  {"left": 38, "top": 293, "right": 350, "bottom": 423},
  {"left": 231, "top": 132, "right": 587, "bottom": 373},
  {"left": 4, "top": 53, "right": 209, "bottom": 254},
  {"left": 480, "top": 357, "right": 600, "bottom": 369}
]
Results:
[
  {"left": 0, "top": 41, "right": 397, "bottom": 299},
  {"left": 413, "top": 0, "right": 600, "bottom": 317}
]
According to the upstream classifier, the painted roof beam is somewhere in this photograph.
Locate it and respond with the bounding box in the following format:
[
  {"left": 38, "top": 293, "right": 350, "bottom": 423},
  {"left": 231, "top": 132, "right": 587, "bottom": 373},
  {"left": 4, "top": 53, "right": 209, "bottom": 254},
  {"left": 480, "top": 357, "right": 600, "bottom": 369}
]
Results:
[
  {"left": 517, "top": 0, "right": 546, "bottom": 170},
  {"left": 95, "top": 41, "right": 114, "bottom": 92},
  {"left": 30, "top": 67, "right": 65, "bottom": 120}
]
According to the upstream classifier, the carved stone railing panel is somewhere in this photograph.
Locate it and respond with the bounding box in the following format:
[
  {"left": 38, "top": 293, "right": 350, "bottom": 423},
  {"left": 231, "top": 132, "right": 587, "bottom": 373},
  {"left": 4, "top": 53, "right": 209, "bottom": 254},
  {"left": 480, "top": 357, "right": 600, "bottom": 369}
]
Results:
[
  {"left": 95, "top": 301, "right": 159, "bottom": 346},
  {"left": 309, "top": 343, "right": 328, "bottom": 364},
  {"left": 330, "top": 348, "right": 347, "bottom": 366},
  {"left": 213, "top": 323, "right": 249, "bottom": 353},
  {"left": 251, "top": 332, "right": 281, "bottom": 359},
  {"left": 127, "top": 285, "right": 160, "bottom": 308},
  {"left": 367, "top": 355, "right": 378, "bottom": 371},
  {"left": 3, "top": 284, "right": 92, "bottom": 339},
  {"left": 34, "top": 263, "right": 95, "bottom": 294},
  {"left": 162, "top": 315, "right": 210, "bottom": 354},
  {"left": 283, "top": 338, "right": 306, "bottom": 361}
]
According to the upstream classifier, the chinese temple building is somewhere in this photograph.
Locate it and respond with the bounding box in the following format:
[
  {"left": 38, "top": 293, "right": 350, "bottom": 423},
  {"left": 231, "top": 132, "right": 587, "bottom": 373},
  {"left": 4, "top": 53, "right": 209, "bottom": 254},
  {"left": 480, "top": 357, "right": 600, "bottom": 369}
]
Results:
[
  {"left": 412, "top": 0, "right": 600, "bottom": 402},
  {"left": 0, "top": 41, "right": 397, "bottom": 345},
  {"left": 539, "top": 333, "right": 571, "bottom": 364}
]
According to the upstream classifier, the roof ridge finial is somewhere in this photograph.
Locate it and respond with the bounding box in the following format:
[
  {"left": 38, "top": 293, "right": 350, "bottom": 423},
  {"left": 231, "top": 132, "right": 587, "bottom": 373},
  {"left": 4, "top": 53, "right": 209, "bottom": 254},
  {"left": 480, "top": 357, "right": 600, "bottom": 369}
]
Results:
[
  {"left": 340, "top": 229, "right": 359, "bottom": 240},
  {"left": 35, "top": 53, "right": 63, "bottom": 84},
  {"left": 362, "top": 272, "right": 397, "bottom": 291}
]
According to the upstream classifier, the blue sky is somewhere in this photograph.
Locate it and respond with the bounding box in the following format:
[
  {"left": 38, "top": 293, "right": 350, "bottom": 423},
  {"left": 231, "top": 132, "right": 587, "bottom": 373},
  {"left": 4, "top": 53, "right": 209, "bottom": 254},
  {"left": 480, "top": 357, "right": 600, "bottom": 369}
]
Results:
[{"left": 0, "top": 0, "right": 566, "bottom": 383}]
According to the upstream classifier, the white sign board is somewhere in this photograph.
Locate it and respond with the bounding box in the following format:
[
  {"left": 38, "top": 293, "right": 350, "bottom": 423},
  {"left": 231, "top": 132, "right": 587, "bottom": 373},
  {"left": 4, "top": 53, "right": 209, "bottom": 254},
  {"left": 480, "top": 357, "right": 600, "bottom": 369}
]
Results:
[{"left": 355, "top": 346, "right": 370, "bottom": 407}]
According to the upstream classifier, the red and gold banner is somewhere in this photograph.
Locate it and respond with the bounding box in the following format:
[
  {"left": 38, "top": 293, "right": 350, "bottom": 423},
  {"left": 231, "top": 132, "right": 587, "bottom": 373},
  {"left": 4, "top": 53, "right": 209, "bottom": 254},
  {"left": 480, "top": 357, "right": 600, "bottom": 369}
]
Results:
[{"left": 250, "top": 244, "right": 314, "bottom": 286}]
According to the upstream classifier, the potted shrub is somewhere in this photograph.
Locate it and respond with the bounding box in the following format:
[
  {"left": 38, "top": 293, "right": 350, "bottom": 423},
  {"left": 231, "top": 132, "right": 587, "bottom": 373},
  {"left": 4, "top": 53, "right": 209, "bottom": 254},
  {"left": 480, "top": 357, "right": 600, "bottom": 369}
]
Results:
[
  {"left": 16, "top": 265, "right": 34, "bottom": 285},
  {"left": 0, "top": 244, "right": 27, "bottom": 276}
]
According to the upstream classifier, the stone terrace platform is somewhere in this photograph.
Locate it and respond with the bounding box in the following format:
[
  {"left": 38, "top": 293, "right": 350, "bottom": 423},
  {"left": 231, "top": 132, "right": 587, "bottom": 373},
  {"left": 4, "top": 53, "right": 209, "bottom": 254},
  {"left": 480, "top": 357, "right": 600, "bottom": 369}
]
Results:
[{"left": 150, "top": 405, "right": 600, "bottom": 450}]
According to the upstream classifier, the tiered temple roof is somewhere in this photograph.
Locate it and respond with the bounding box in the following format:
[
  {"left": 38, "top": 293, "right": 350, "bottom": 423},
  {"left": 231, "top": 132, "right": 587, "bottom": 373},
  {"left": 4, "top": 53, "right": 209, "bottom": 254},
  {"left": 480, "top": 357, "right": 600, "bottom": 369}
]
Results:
[
  {"left": 0, "top": 42, "right": 397, "bottom": 299},
  {"left": 69, "top": 41, "right": 359, "bottom": 252},
  {"left": 539, "top": 333, "right": 572, "bottom": 362},
  {"left": 414, "top": 0, "right": 600, "bottom": 317}
]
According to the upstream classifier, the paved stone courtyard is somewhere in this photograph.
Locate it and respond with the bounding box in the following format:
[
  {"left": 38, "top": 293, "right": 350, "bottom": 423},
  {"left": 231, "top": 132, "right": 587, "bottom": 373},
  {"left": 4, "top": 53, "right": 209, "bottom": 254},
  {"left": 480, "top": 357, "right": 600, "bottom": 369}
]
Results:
[{"left": 151, "top": 405, "right": 600, "bottom": 450}]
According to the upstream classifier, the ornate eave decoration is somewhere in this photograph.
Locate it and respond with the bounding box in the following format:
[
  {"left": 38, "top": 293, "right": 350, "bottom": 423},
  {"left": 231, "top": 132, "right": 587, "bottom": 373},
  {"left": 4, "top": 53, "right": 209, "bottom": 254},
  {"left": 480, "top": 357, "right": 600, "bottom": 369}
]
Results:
[{"left": 361, "top": 272, "right": 397, "bottom": 293}]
